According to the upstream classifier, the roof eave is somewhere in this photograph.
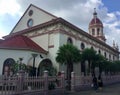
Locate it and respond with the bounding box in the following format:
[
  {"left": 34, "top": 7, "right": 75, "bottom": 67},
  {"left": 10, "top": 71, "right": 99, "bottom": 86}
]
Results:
[{"left": 0, "top": 47, "right": 48, "bottom": 54}]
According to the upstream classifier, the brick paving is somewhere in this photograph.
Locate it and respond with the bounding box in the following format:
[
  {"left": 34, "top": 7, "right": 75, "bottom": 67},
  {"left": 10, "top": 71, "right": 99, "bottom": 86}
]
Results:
[{"left": 65, "top": 83, "right": 120, "bottom": 95}]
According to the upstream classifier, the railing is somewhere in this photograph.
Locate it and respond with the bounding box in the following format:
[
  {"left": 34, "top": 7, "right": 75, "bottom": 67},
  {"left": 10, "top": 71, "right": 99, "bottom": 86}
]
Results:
[
  {"left": 0, "top": 71, "right": 65, "bottom": 95},
  {"left": 71, "top": 72, "right": 120, "bottom": 91},
  {"left": 0, "top": 76, "right": 19, "bottom": 95},
  {"left": 0, "top": 71, "right": 120, "bottom": 94}
]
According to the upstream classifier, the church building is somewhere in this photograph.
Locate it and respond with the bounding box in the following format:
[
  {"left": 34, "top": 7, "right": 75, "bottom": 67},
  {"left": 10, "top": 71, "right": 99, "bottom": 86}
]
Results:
[{"left": 0, "top": 4, "right": 119, "bottom": 76}]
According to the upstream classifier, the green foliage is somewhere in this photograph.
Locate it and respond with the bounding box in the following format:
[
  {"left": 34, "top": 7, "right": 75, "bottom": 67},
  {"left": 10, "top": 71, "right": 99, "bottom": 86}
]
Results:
[
  {"left": 56, "top": 44, "right": 81, "bottom": 64},
  {"left": 82, "top": 48, "right": 97, "bottom": 62},
  {"left": 43, "top": 66, "right": 57, "bottom": 76},
  {"left": 56, "top": 44, "right": 81, "bottom": 90},
  {"left": 11, "top": 61, "right": 27, "bottom": 74}
]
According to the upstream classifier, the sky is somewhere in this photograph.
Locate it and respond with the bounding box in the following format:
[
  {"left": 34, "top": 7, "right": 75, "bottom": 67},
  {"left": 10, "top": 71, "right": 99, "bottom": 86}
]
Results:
[{"left": 0, "top": 0, "right": 120, "bottom": 49}]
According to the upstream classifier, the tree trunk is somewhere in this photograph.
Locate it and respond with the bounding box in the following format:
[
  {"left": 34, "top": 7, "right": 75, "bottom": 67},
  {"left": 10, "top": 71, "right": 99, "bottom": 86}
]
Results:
[{"left": 66, "top": 61, "right": 73, "bottom": 91}]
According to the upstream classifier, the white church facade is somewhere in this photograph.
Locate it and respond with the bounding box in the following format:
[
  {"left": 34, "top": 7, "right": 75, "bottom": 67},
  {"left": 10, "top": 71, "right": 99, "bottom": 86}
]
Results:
[{"left": 0, "top": 4, "right": 119, "bottom": 76}]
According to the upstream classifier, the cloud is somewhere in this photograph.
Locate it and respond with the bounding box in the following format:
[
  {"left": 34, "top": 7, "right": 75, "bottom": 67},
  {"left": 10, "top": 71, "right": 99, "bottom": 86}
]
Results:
[{"left": 0, "top": 0, "right": 21, "bottom": 16}]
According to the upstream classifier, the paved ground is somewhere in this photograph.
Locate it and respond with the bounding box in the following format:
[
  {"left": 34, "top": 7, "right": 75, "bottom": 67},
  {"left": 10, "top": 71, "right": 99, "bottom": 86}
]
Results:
[{"left": 65, "top": 83, "right": 120, "bottom": 95}]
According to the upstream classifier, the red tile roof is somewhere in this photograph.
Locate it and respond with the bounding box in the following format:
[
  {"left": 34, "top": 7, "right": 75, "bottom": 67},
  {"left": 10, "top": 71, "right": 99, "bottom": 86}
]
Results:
[
  {"left": 0, "top": 35, "right": 48, "bottom": 54},
  {"left": 89, "top": 17, "right": 103, "bottom": 27}
]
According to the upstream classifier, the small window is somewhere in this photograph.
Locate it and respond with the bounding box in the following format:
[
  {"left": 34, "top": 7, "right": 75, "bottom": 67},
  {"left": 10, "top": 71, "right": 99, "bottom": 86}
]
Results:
[
  {"left": 27, "top": 19, "right": 33, "bottom": 27},
  {"left": 67, "top": 37, "right": 73, "bottom": 44},
  {"left": 28, "top": 10, "right": 33, "bottom": 16},
  {"left": 81, "top": 43, "right": 85, "bottom": 50}
]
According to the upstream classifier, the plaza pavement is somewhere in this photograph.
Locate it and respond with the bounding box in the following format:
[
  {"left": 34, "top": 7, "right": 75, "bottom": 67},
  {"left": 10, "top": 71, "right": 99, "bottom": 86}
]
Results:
[{"left": 65, "top": 83, "right": 120, "bottom": 95}]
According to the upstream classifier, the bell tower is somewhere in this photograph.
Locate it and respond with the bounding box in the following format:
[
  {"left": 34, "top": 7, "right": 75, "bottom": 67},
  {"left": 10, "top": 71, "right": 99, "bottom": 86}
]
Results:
[{"left": 89, "top": 8, "right": 106, "bottom": 42}]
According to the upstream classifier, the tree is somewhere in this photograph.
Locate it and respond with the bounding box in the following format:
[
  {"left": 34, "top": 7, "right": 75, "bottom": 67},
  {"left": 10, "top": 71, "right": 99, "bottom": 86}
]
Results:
[
  {"left": 81, "top": 48, "right": 97, "bottom": 76},
  {"left": 11, "top": 61, "right": 27, "bottom": 75},
  {"left": 56, "top": 44, "right": 81, "bottom": 90},
  {"left": 95, "top": 54, "right": 106, "bottom": 76}
]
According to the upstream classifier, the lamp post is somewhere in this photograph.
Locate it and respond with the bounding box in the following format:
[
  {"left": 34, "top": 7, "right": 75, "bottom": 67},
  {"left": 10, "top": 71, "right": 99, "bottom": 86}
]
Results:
[
  {"left": 32, "top": 53, "right": 38, "bottom": 76},
  {"left": 19, "top": 58, "right": 23, "bottom": 71}
]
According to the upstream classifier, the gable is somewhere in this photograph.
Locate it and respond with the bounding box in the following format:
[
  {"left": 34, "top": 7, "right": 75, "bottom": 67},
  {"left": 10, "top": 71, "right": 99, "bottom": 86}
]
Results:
[{"left": 11, "top": 4, "right": 57, "bottom": 34}]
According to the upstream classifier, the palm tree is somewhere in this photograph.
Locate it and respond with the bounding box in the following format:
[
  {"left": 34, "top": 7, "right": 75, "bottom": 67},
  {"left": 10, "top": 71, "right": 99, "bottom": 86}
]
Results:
[
  {"left": 81, "top": 48, "right": 97, "bottom": 76},
  {"left": 95, "top": 54, "right": 106, "bottom": 76},
  {"left": 56, "top": 44, "right": 81, "bottom": 90}
]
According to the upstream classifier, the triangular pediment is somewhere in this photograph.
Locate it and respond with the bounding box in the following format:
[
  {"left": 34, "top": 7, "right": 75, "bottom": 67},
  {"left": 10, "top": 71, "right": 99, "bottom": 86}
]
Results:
[{"left": 11, "top": 4, "right": 57, "bottom": 34}]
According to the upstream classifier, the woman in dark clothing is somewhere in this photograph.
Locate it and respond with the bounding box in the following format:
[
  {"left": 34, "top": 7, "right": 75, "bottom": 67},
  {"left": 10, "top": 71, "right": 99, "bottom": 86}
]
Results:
[
  {"left": 98, "top": 75, "right": 103, "bottom": 90},
  {"left": 92, "top": 76, "right": 98, "bottom": 91}
]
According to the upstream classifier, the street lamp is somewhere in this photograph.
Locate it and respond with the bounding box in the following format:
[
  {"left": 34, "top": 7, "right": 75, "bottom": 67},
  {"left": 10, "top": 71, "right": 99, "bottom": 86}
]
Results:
[
  {"left": 32, "top": 53, "right": 38, "bottom": 76},
  {"left": 19, "top": 58, "right": 23, "bottom": 70}
]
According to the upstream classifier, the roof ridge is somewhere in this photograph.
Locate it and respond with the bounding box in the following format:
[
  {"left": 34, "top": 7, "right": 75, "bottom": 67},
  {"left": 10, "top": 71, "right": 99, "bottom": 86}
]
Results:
[{"left": 30, "top": 4, "right": 57, "bottom": 18}]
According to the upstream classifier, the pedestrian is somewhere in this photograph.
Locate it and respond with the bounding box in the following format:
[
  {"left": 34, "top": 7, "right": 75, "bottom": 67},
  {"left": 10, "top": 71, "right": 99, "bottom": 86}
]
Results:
[
  {"left": 55, "top": 72, "right": 61, "bottom": 87},
  {"left": 98, "top": 75, "right": 103, "bottom": 90},
  {"left": 92, "top": 76, "right": 98, "bottom": 91}
]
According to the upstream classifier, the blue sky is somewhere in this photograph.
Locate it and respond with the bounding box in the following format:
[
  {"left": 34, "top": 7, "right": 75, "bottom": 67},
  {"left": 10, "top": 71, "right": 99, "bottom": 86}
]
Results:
[
  {"left": 0, "top": 0, "right": 120, "bottom": 49},
  {"left": 102, "top": 0, "right": 120, "bottom": 12}
]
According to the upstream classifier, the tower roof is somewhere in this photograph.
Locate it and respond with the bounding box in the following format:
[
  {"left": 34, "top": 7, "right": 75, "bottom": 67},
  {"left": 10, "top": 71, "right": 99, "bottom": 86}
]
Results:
[{"left": 89, "top": 8, "right": 103, "bottom": 28}]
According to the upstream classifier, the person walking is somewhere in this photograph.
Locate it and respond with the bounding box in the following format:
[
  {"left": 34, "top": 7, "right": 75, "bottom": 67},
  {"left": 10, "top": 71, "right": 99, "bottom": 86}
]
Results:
[
  {"left": 92, "top": 76, "right": 98, "bottom": 91},
  {"left": 98, "top": 75, "right": 103, "bottom": 90}
]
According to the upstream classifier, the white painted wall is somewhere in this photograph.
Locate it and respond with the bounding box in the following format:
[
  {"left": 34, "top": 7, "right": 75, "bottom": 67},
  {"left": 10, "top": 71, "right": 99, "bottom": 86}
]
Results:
[
  {"left": 0, "top": 49, "right": 40, "bottom": 75},
  {"left": 31, "top": 34, "right": 49, "bottom": 51},
  {"left": 12, "top": 5, "right": 56, "bottom": 33}
]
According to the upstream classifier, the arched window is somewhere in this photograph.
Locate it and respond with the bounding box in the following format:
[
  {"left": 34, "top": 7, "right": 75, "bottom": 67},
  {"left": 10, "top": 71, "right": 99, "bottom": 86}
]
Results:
[
  {"left": 91, "top": 46, "right": 94, "bottom": 50},
  {"left": 92, "top": 29, "right": 95, "bottom": 35},
  {"left": 113, "top": 56, "right": 115, "bottom": 61},
  {"left": 67, "top": 37, "right": 73, "bottom": 44},
  {"left": 104, "top": 52, "right": 106, "bottom": 58},
  {"left": 98, "top": 49, "right": 101, "bottom": 54},
  {"left": 81, "top": 42, "right": 85, "bottom": 50},
  {"left": 109, "top": 54, "right": 111, "bottom": 60},
  {"left": 97, "top": 28, "right": 100, "bottom": 35},
  {"left": 3, "top": 58, "right": 15, "bottom": 76},
  {"left": 38, "top": 59, "right": 53, "bottom": 76}
]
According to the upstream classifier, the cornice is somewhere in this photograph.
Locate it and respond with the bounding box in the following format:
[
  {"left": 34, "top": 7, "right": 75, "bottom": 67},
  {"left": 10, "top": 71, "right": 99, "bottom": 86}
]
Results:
[{"left": 4, "top": 17, "right": 119, "bottom": 54}]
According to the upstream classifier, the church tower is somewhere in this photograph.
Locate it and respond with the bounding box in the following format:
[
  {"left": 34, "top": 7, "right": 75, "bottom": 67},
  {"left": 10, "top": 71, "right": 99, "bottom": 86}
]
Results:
[{"left": 89, "top": 8, "right": 106, "bottom": 42}]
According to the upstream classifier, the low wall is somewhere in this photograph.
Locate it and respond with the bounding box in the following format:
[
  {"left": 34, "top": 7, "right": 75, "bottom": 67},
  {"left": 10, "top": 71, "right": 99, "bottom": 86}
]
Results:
[
  {"left": 71, "top": 72, "right": 120, "bottom": 91},
  {"left": 0, "top": 71, "right": 65, "bottom": 95}
]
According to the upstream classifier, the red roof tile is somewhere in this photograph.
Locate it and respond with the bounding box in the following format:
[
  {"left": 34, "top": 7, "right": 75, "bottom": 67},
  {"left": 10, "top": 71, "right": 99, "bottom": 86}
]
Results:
[
  {"left": 0, "top": 35, "right": 48, "bottom": 54},
  {"left": 89, "top": 18, "right": 103, "bottom": 27}
]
